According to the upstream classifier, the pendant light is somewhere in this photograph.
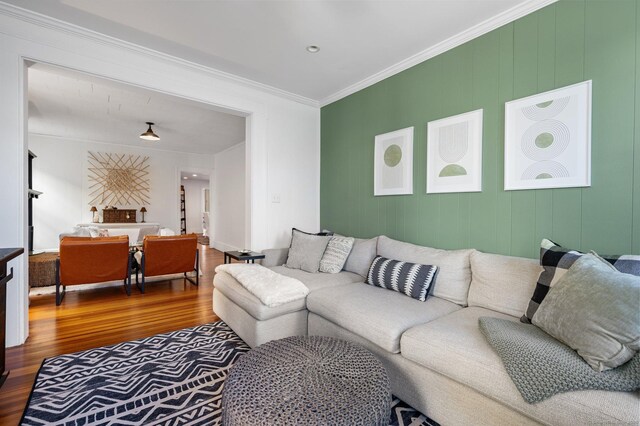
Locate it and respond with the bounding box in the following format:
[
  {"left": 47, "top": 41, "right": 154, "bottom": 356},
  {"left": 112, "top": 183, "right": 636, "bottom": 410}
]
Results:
[{"left": 140, "top": 122, "right": 160, "bottom": 141}]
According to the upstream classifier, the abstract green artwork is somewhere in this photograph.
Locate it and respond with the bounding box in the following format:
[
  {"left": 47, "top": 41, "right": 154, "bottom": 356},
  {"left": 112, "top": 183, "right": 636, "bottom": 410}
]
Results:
[
  {"left": 374, "top": 127, "right": 414, "bottom": 196},
  {"left": 504, "top": 81, "right": 591, "bottom": 190},
  {"left": 427, "top": 109, "right": 483, "bottom": 194}
]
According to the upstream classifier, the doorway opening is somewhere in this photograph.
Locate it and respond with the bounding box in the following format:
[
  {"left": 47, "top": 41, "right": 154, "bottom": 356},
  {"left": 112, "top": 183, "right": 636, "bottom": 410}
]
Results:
[
  {"left": 23, "top": 60, "right": 249, "bottom": 326},
  {"left": 180, "top": 170, "right": 212, "bottom": 245}
]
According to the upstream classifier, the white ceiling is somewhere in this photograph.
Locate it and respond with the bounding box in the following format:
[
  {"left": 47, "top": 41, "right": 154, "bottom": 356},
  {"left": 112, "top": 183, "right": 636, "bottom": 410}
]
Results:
[
  {"left": 28, "top": 63, "right": 246, "bottom": 155},
  {"left": 7, "top": 0, "right": 552, "bottom": 103},
  {"left": 181, "top": 172, "right": 210, "bottom": 182}
]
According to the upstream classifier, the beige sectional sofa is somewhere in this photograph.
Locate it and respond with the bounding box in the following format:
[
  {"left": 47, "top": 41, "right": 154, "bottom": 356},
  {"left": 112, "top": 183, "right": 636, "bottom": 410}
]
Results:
[{"left": 212, "top": 235, "right": 639, "bottom": 425}]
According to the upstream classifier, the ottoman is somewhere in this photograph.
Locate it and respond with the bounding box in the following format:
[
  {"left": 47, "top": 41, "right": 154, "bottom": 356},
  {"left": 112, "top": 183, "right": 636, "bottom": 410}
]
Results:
[
  {"left": 28, "top": 252, "right": 58, "bottom": 289},
  {"left": 222, "top": 335, "right": 391, "bottom": 425}
]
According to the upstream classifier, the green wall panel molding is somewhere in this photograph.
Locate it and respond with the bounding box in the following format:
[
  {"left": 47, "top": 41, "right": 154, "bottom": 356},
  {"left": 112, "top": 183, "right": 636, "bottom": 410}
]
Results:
[{"left": 320, "top": 0, "right": 640, "bottom": 259}]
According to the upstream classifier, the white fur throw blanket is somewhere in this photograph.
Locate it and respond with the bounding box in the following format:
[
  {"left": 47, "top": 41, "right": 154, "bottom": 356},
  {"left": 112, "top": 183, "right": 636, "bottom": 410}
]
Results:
[{"left": 215, "top": 264, "right": 309, "bottom": 307}]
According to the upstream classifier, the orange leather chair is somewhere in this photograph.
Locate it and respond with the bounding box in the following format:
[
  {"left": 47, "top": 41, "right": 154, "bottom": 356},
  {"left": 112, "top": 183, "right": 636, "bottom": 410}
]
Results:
[
  {"left": 136, "top": 234, "right": 199, "bottom": 293},
  {"left": 56, "top": 235, "right": 132, "bottom": 305}
]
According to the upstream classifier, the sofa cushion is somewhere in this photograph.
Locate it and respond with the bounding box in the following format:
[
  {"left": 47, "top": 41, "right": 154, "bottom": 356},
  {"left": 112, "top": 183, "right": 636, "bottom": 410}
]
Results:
[
  {"left": 270, "top": 266, "right": 363, "bottom": 291},
  {"left": 377, "top": 236, "right": 473, "bottom": 305},
  {"left": 401, "top": 307, "right": 640, "bottom": 425},
  {"left": 467, "top": 251, "right": 542, "bottom": 317},
  {"left": 107, "top": 228, "right": 139, "bottom": 243},
  {"left": 366, "top": 256, "right": 438, "bottom": 302},
  {"left": 214, "top": 271, "right": 306, "bottom": 321},
  {"left": 307, "top": 282, "right": 460, "bottom": 353},
  {"left": 137, "top": 225, "right": 160, "bottom": 243},
  {"left": 285, "top": 229, "right": 331, "bottom": 273},
  {"left": 344, "top": 237, "right": 378, "bottom": 277}
]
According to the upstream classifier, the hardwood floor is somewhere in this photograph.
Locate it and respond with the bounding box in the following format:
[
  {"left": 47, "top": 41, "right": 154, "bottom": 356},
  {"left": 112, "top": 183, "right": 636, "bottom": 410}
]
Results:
[{"left": 1, "top": 245, "right": 224, "bottom": 425}]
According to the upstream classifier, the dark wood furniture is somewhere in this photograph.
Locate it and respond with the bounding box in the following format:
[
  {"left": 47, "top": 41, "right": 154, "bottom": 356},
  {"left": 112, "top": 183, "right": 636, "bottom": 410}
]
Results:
[
  {"left": 224, "top": 251, "right": 265, "bottom": 264},
  {"left": 103, "top": 209, "right": 137, "bottom": 223},
  {"left": 27, "top": 151, "right": 43, "bottom": 253},
  {"left": 1, "top": 247, "right": 24, "bottom": 388},
  {"left": 180, "top": 185, "right": 186, "bottom": 234}
]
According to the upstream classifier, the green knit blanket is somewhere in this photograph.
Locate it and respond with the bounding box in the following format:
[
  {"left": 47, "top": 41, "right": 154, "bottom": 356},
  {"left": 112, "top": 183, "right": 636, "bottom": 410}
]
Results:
[{"left": 479, "top": 317, "right": 640, "bottom": 403}]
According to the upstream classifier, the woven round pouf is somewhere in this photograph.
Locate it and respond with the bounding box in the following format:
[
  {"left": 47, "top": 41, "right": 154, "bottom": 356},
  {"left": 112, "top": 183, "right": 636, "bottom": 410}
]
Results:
[{"left": 222, "top": 336, "right": 391, "bottom": 425}]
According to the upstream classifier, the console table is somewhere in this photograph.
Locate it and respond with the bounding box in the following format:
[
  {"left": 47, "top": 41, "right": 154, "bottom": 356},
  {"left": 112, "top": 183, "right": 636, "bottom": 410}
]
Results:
[
  {"left": 0, "top": 247, "right": 24, "bottom": 388},
  {"left": 77, "top": 223, "right": 160, "bottom": 229}
]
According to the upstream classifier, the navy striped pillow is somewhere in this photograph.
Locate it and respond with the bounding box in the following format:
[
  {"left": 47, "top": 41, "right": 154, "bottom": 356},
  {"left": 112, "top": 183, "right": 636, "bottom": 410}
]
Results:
[{"left": 366, "top": 256, "right": 438, "bottom": 301}]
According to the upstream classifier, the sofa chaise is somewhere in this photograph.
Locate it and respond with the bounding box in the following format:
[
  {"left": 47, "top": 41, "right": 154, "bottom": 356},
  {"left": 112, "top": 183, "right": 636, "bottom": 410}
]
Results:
[{"left": 212, "top": 235, "right": 639, "bottom": 425}]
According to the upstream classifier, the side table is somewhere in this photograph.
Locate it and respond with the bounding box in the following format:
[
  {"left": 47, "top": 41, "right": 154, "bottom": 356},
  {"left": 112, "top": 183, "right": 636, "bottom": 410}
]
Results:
[
  {"left": 1, "top": 247, "right": 24, "bottom": 388},
  {"left": 224, "top": 251, "right": 265, "bottom": 264}
]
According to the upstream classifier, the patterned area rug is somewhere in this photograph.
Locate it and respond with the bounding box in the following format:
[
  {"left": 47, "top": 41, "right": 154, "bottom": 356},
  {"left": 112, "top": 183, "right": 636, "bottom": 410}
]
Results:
[{"left": 21, "top": 322, "right": 439, "bottom": 426}]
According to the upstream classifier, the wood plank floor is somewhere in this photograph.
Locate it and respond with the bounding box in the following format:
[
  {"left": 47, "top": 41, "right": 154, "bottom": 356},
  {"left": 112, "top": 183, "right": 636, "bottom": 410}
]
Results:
[{"left": 1, "top": 245, "right": 225, "bottom": 425}]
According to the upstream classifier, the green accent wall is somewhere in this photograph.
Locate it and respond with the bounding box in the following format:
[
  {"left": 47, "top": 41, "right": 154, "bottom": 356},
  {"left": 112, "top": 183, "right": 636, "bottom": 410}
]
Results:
[{"left": 320, "top": 0, "right": 640, "bottom": 259}]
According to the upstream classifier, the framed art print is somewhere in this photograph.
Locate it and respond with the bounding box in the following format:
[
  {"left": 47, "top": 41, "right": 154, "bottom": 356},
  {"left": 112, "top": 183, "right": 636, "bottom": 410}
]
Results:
[
  {"left": 426, "top": 109, "right": 483, "bottom": 194},
  {"left": 374, "top": 127, "right": 414, "bottom": 196},
  {"left": 504, "top": 80, "right": 592, "bottom": 190}
]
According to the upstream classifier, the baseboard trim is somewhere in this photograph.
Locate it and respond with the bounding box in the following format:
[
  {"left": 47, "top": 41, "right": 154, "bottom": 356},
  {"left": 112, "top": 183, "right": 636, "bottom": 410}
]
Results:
[{"left": 211, "top": 240, "right": 241, "bottom": 253}]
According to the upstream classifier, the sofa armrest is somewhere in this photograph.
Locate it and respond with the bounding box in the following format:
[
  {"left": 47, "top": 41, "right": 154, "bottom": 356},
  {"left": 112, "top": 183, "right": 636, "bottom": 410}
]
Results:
[{"left": 261, "top": 248, "right": 289, "bottom": 267}]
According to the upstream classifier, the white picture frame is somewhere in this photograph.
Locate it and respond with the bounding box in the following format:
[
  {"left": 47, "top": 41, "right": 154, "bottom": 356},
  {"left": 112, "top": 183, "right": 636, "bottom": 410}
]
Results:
[
  {"left": 504, "top": 80, "right": 592, "bottom": 190},
  {"left": 374, "top": 127, "right": 414, "bottom": 196},
  {"left": 426, "top": 109, "right": 483, "bottom": 194}
]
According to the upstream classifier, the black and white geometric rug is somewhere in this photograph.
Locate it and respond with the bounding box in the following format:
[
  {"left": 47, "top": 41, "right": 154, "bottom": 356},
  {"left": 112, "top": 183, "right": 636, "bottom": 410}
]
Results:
[{"left": 21, "top": 322, "right": 438, "bottom": 425}]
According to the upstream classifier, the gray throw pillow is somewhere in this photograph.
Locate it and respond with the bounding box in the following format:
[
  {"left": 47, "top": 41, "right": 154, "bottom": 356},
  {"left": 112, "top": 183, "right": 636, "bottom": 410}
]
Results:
[
  {"left": 522, "top": 238, "right": 640, "bottom": 323},
  {"left": 319, "top": 236, "right": 354, "bottom": 274},
  {"left": 285, "top": 229, "right": 330, "bottom": 273},
  {"left": 532, "top": 253, "right": 640, "bottom": 372},
  {"left": 343, "top": 237, "right": 378, "bottom": 277}
]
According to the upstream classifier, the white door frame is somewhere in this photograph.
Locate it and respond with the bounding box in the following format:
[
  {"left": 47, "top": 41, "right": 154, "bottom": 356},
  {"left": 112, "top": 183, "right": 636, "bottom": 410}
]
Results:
[
  {"left": 176, "top": 166, "right": 214, "bottom": 236},
  {"left": 1, "top": 29, "right": 268, "bottom": 347}
]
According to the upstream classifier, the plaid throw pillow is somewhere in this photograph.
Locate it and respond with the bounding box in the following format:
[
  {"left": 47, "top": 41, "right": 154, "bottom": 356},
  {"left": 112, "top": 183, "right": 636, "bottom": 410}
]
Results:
[
  {"left": 521, "top": 239, "right": 640, "bottom": 323},
  {"left": 366, "top": 256, "right": 438, "bottom": 302}
]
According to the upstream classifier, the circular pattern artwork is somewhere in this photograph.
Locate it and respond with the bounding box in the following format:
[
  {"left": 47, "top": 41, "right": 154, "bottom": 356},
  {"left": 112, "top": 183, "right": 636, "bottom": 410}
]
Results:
[
  {"left": 521, "top": 120, "right": 570, "bottom": 161},
  {"left": 521, "top": 96, "right": 570, "bottom": 121},
  {"left": 384, "top": 144, "right": 402, "bottom": 167},
  {"left": 521, "top": 161, "right": 570, "bottom": 180},
  {"left": 439, "top": 164, "right": 467, "bottom": 177}
]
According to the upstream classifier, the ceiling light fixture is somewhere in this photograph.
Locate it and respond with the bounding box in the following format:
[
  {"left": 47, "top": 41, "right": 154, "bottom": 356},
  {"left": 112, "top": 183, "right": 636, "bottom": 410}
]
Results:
[
  {"left": 192, "top": 174, "right": 197, "bottom": 177},
  {"left": 306, "top": 45, "right": 320, "bottom": 53},
  {"left": 183, "top": 176, "right": 188, "bottom": 180},
  {"left": 140, "top": 122, "right": 160, "bottom": 141}
]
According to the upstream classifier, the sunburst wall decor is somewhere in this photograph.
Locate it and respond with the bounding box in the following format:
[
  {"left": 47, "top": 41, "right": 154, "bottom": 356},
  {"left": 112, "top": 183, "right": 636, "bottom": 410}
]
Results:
[{"left": 88, "top": 151, "right": 150, "bottom": 206}]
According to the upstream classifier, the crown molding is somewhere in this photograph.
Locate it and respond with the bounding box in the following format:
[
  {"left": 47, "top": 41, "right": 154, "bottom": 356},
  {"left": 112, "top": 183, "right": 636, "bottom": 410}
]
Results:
[
  {"left": 0, "top": 2, "right": 320, "bottom": 108},
  {"left": 28, "top": 132, "right": 222, "bottom": 156},
  {"left": 320, "top": 0, "right": 558, "bottom": 107}
]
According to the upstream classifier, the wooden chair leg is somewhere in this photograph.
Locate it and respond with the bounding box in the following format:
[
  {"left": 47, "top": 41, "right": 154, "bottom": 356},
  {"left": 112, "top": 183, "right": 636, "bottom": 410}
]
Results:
[
  {"left": 125, "top": 254, "right": 132, "bottom": 296},
  {"left": 136, "top": 256, "right": 145, "bottom": 294},
  {"left": 185, "top": 249, "right": 199, "bottom": 286}
]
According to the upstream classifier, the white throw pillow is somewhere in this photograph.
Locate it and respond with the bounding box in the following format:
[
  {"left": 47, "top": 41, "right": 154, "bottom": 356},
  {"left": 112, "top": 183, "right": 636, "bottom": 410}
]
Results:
[{"left": 319, "top": 236, "right": 355, "bottom": 274}]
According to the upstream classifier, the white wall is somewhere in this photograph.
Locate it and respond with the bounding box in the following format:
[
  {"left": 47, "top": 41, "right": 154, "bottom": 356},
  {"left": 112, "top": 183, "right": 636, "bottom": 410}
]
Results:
[
  {"left": 212, "top": 143, "right": 246, "bottom": 251},
  {"left": 182, "top": 179, "right": 209, "bottom": 234},
  {"left": 29, "top": 134, "right": 214, "bottom": 250},
  {"left": 0, "top": 4, "right": 320, "bottom": 347}
]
